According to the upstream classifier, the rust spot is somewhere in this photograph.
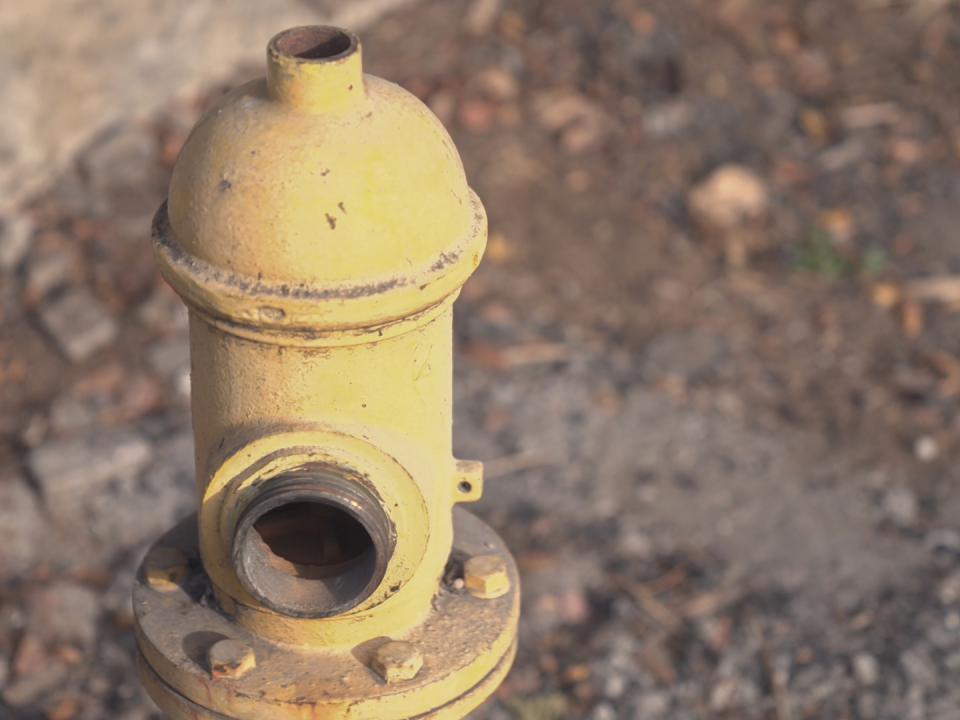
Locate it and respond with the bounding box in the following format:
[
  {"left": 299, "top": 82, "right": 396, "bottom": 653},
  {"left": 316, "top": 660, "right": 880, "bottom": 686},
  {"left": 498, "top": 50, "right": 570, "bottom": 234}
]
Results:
[
  {"left": 154, "top": 203, "right": 412, "bottom": 300},
  {"left": 338, "top": 202, "right": 346, "bottom": 213},
  {"left": 321, "top": 169, "right": 330, "bottom": 176},
  {"left": 326, "top": 214, "right": 337, "bottom": 230},
  {"left": 430, "top": 250, "right": 460, "bottom": 272}
]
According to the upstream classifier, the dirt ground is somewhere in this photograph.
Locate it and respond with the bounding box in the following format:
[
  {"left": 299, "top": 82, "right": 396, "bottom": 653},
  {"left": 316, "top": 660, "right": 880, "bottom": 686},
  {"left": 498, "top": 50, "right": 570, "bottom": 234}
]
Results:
[{"left": 5, "top": 0, "right": 960, "bottom": 718}]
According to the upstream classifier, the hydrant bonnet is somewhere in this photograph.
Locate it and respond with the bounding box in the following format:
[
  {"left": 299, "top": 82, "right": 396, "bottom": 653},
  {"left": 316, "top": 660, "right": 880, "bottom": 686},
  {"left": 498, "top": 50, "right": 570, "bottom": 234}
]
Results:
[{"left": 157, "top": 26, "right": 486, "bottom": 338}]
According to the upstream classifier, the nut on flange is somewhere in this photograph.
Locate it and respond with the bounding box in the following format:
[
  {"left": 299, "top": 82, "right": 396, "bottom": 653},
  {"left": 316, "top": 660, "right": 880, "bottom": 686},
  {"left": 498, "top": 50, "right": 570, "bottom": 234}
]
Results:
[
  {"left": 464, "top": 555, "right": 511, "bottom": 599},
  {"left": 143, "top": 547, "right": 188, "bottom": 591},
  {"left": 207, "top": 639, "right": 256, "bottom": 679},
  {"left": 371, "top": 641, "right": 423, "bottom": 683}
]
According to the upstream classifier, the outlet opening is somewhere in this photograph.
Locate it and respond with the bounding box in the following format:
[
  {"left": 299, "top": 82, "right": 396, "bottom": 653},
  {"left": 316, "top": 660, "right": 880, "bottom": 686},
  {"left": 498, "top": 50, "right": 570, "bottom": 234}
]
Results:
[
  {"left": 233, "top": 467, "right": 393, "bottom": 618},
  {"left": 252, "top": 501, "right": 373, "bottom": 578},
  {"left": 275, "top": 27, "right": 354, "bottom": 61}
]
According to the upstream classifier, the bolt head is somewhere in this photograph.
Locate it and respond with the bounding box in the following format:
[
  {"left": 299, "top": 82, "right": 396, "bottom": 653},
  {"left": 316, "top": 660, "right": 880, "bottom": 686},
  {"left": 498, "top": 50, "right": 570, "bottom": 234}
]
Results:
[
  {"left": 464, "top": 554, "right": 510, "bottom": 599},
  {"left": 371, "top": 641, "right": 423, "bottom": 683},
  {"left": 207, "top": 639, "right": 256, "bottom": 679},
  {"left": 143, "top": 547, "right": 188, "bottom": 591}
]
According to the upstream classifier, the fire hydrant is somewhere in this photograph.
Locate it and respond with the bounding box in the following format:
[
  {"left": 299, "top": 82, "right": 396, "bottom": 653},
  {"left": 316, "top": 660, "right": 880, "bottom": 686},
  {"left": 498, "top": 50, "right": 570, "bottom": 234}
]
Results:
[{"left": 133, "top": 26, "right": 519, "bottom": 720}]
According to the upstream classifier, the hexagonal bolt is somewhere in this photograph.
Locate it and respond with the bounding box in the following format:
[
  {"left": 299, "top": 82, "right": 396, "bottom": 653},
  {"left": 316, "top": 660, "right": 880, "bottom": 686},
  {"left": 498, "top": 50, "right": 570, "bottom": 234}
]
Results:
[
  {"left": 143, "top": 547, "right": 189, "bottom": 591},
  {"left": 463, "top": 554, "right": 510, "bottom": 599},
  {"left": 371, "top": 641, "right": 423, "bottom": 684},
  {"left": 207, "top": 639, "right": 256, "bottom": 679}
]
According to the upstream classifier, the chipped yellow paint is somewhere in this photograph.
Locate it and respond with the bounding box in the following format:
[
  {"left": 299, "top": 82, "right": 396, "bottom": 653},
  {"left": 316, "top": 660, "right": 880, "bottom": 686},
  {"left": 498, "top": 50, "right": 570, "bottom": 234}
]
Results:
[{"left": 135, "top": 25, "right": 517, "bottom": 720}]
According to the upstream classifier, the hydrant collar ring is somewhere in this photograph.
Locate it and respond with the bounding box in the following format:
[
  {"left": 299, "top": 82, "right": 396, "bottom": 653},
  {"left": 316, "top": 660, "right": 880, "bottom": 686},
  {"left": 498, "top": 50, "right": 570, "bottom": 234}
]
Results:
[
  {"left": 231, "top": 466, "right": 395, "bottom": 619},
  {"left": 152, "top": 195, "right": 486, "bottom": 343}
]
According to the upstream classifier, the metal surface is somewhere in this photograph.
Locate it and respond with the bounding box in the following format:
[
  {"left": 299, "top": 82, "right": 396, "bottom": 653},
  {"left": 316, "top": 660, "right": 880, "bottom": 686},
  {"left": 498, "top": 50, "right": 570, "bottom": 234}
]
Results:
[{"left": 134, "top": 24, "right": 518, "bottom": 720}]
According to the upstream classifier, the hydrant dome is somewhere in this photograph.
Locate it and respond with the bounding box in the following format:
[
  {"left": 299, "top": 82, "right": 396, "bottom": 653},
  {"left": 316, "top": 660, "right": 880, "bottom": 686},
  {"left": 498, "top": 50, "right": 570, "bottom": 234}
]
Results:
[{"left": 158, "top": 29, "right": 486, "bottom": 335}]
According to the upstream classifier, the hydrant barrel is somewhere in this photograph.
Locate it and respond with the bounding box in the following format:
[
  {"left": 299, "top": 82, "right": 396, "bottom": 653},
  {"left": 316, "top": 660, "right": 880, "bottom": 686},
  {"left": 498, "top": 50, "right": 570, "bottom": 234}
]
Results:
[{"left": 134, "top": 26, "right": 519, "bottom": 720}]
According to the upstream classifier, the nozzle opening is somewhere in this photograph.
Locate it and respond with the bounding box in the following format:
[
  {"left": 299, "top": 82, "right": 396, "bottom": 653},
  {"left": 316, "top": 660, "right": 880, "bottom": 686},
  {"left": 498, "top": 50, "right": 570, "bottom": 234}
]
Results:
[
  {"left": 253, "top": 501, "right": 374, "bottom": 577},
  {"left": 232, "top": 466, "right": 394, "bottom": 618},
  {"left": 274, "top": 26, "right": 355, "bottom": 61}
]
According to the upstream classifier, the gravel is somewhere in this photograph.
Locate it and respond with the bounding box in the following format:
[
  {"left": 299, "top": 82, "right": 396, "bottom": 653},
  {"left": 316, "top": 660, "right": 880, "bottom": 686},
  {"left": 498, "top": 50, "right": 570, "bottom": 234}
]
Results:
[{"left": 38, "top": 288, "right": 119, "bottom": 362}]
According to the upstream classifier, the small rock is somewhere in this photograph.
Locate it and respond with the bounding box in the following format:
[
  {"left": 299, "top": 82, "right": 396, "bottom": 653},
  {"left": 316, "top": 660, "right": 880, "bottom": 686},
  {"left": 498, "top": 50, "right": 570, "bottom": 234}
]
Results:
[
  {"left": 48, "top": 394, "right": 96, "bottom": 436},
  {"left": 636, "top": 691, "right": 670, "bottom": 719},
  {"left": 818, "top": 137, "right": 868, "bottom": 173},
  {"left": 458, "top": 97, "right": 498, "bottom": 133},
  {"left": 0, "top": 468, "right": 43, "bottom": 582},
  {"left": 604, "top": 673, "right": 627, "bottom": 699},
  {"left": 642, "top": 101, "right": 694, "bottom": 139},
  {"left": 12, "top": 633, "right": 48, "bottom": 678},
  {"left": 937, "top": 571, "right": 960, "bottom": 605},
  {"left": 472, "top": 66, "right": 519, "bottom": 101},
  {"left": 136, "top": 289, "right": 188, "bottom": 334},
  {"left": 24, "top": 243, "right": 81, "bottom": 301},
  {"left": 914, "top": 436, "right": 939, "bottom": 463},
  {"left": 533, "top": 91, "right": 611, "bottom": 154},
  {"left": 28, "top": 431, "right": 153, "bottom": 519},
  {"left": 709, "top": 677, "right": 761, "bottom": 712},
  {"left": 2, "top": 660, "right": 69, "bottom": 707},
  {"left": 38, "top": 287, "right": 119, "bottom": 362},
  {"left": 925, "top": 527, "right": 960, "bottom": 554},
  {"left": 900, "top": 645, "right": 938, "bottom": 689},
  {"left": 857, "top": 691, "right": 879, "bottom": 720},
  {"left": 79, "top": 124, "right": 160, "bottom": 215},
  {"left": 0, "top": 214, "right": 33, "bottom": 272},
  {"left": 47, "top": 697, "right": 80, "bottom": 720},
  {"left": 841, "top": 102, "right": 902, "bottom": 131},
  {"left": 464, "top": 0, "right": 503, "bottom": 35},
  {"left": 560, "top": 587, "right": 591, "bottom": 625},
  {"left": 791, "top": 48, "right": 834, "bottom": 95},
  {"left": 27, "top": 582, "right": 100, "bottom": 651},
  {"left": 428, "top": 90, "right": 457, "bottom": 127},
  {"left": 618, "top": 529, "right": 653, "bottom": 558},
  {"left": 591, "top": 702, "right": 616, "bottom": 720},
  {"left": 888, "top": 137, "right": 925, "bottom": 165},
  {"left": 883, "top": 487, "right": 919, "bottom": 529},
  {"left": 689, "top": 165, "right": 768, "bottom": 231},
  {"left": 853, "top": 652, "right": 880, "bottom": 686},
  {"left": 19, "top": 413, "right": 47, "bottom": 448}
]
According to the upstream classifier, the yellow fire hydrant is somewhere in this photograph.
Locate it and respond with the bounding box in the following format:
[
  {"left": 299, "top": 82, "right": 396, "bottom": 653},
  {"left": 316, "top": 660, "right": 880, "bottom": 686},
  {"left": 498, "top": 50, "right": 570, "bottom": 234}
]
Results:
[{"left": 133, "top": 26, "right": 519, "bottom": 720}]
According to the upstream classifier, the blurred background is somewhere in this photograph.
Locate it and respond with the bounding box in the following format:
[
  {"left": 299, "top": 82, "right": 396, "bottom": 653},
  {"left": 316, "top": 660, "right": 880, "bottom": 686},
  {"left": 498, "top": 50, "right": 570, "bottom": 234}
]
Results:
[{"left": 3, "top": 0, "right": 960, "bottom": 718}]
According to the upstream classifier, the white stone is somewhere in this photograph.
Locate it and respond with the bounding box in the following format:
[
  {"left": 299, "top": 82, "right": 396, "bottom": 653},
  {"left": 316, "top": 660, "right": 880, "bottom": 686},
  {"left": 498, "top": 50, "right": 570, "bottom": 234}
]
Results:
[
  {"left": 0, "top": 0, "right": 421, "bottom": 216},
  {"left": 38, "top": 287, "right": 118, "bottom": 362},
  {"left": 688, "top": 165, "right": 768, "bottom": 231},
  {"left": 883, "top": 487, "right": 919, "bottom": 529},
  {"left": 914, "top": 436, "right": 939, "bottom": 463},
  {"left": 28, "top": 431, "right": 153, "bottom": 519},
  {"left": 0, "top": 468, "right": 43, "bottom": 581},
  {"left": 0, "top": 215, "right": 32, "bottom": 271},
  {"left": 853, "top": 652, "right": 879, "bottom": 686},
  {"left": 592, "top": 702, "right": 616, "bottom": 720}
]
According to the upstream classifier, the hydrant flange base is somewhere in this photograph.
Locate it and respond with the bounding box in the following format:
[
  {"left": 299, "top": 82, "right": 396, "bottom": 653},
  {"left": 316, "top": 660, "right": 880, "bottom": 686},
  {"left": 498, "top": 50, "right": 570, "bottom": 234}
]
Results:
[{"left": 134, "top": 508, "right": 520, "bottom": 720}]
